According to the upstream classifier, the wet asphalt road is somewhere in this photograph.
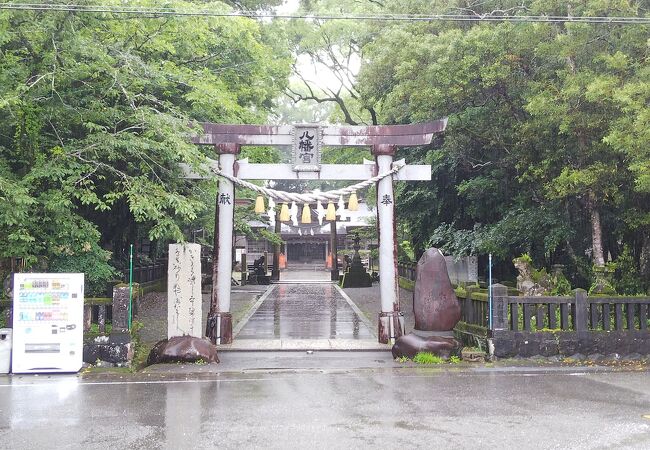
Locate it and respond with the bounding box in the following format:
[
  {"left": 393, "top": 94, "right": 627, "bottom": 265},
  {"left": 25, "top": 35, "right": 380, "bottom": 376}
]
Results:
[{"left": 1, "top": 366, "right": 649, "bottom": 449}]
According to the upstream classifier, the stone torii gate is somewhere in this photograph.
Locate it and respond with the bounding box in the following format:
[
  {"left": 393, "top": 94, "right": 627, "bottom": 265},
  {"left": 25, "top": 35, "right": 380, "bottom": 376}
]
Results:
[{"left": 186, "top": 120, "right": 447, "bottom": 345}]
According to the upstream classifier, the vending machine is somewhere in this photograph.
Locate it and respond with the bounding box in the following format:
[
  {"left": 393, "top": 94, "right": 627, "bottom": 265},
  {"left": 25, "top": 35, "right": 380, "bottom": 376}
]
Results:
[{"left": 12, "top": 273, "right": 84, "bottom": 373}]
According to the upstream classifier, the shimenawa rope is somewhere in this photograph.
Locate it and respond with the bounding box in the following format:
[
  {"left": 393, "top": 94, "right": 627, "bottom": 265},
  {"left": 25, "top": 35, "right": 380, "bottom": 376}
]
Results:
[{"left": 209, "top": 163, "right": 404, "bottom": 203}]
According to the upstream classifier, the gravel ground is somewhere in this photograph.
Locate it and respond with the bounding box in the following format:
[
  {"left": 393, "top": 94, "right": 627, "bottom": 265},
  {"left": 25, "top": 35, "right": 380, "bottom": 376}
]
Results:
[
  {"left": 134, "top": 285, "right": 268, "bottom": 345},
  {"left": 341, "top": 283, "right": 415, "bottom": 334}
]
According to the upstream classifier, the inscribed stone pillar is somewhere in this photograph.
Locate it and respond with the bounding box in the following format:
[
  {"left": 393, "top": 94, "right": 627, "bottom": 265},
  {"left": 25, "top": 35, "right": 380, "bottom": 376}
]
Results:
[
  {"left": 167, "top": 243, "right": 202, "bottom": 338},
  {"left": 112, "top": 285, "right": 130, "bottom": 333},
  {"left": 467, "top": 256, "right": 478, "bottom": 283}
]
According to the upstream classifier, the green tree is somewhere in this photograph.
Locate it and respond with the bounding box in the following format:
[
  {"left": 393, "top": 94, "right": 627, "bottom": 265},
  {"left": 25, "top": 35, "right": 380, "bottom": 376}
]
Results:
[
  {"left": 0, "top": 0, "right": 291, "bottom": 292},
  {"left": 351, "top": 0, "right": 648, "bottom": 286}
]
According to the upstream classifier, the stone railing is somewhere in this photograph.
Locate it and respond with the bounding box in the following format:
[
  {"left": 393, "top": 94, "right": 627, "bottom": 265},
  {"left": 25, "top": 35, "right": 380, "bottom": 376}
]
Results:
[
  {"left": 83, "top": 285, "right": 135, "bottom": 334},
  {"left": 1, "top": 296, "right": 117, "bottom": 332},
  {"left": 2, "top": 297, "right": 114, "bottom": 333},
  {"left": 83, "top": 297, "right": 112, "bottom": 333},
  {"left": 458, "top": 285, "right": 490, "bottom": 328},
  {"left": 487, "top": 284, "right": 650, "bottom": 357},
  {"left": 397, "top": 261, "right": 416, "bottom": 282},
  {"left": 456, "top": 284, "right": 519, "bottom": 328},
  {"left": 489, "top": 284, "right": 650, "bottom": 333},
  {"left": 2, "top": 284, "right": 136, "bottom": 334}
]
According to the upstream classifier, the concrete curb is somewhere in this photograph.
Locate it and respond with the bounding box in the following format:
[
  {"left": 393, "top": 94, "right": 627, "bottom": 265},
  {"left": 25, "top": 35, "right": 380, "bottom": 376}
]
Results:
[
  {"left": 94, "top": 357, "right": 650, "bottom": 381},
  {"left": 217, "top": 338, "right": 390, "bottom": 352}
]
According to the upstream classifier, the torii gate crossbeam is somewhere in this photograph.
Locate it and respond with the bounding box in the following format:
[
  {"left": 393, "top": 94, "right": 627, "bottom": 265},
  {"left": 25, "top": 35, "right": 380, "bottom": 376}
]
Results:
[{"left": 188, "top": 120, "right": 447, "bottom": 345}]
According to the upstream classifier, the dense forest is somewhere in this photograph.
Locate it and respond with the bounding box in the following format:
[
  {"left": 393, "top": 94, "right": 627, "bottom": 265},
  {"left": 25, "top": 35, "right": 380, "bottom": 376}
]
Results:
[{"left": 1, "top": 0, "right": 648, "bottom": 294}]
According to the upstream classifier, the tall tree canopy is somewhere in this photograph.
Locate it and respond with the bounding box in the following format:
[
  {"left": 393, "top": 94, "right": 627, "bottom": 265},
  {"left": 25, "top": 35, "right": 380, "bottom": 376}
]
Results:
[
  {"left": 291, "top": 0, "right": 649, "bottom": 290},
  {"left": 0, "top": 0, "right": 290, "bottom": 293}
]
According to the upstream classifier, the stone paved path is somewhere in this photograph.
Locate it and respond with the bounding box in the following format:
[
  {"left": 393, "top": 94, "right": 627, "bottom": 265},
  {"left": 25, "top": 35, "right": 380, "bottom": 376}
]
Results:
[
  {"left": 132, "top": 268, "right": 393, "bottom": 350},
  {"left": 236, "top": 283, "right": 374, "bottom": 340},
  {"left": 278, "top": 269, "right": 330, "bottom": 282}
]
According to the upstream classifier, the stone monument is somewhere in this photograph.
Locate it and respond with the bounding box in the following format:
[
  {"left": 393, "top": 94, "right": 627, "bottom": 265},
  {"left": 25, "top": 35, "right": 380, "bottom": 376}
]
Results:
[
  {"left": 392, "top": 247, "right": 461, "bottom": 359},
  {"left": 167, "top": 243, "right": 202, "bottom": 338},
  {"left": 112, "top": 285, "right": 130, "bottom": 333},
  {"left": 340, "top": 233, "right": 373, "bottom": 288}
]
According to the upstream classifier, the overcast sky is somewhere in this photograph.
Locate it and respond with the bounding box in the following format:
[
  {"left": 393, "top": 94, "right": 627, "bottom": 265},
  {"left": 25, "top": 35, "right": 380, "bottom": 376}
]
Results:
[{"left": 275, "top": 0, "right": 359, "bottom": 93}]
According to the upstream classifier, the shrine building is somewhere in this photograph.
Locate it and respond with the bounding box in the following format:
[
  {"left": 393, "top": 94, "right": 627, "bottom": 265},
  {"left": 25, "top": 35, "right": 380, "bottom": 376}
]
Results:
[{"left": 235, "top": 202, "right": 376, "bottom": 269}]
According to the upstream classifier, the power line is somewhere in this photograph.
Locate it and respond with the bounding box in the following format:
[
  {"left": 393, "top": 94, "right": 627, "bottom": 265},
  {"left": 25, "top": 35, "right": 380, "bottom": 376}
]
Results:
[{"left": 0, "top": 3, "right": 648, "bottom": 24}]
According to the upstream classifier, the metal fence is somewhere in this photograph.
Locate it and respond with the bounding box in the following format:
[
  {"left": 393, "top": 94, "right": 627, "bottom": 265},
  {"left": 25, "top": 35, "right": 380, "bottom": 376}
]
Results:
[{"left": 122, "top": 260, "right": 167, "bottom": 284}]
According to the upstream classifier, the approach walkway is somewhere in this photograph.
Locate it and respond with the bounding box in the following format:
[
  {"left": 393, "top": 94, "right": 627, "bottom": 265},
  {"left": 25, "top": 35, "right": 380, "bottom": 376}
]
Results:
[
  {"left": 276, "top": 264, "right": 331, "bottom": 283},
  {"left": 276, "top": 268, "right": 331, "bottom": 283},
  {"left": 223, "top": 282, "right": 386, "bottom": 351}
]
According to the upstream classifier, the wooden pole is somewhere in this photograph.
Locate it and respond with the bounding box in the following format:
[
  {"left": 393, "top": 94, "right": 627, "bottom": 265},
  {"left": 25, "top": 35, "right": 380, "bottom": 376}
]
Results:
[
  {"left": 271, "top": 208, "right": 281, "bottom": 281},
  {"left": 330, "top": 219, "right": 339, "bottom": 281}
]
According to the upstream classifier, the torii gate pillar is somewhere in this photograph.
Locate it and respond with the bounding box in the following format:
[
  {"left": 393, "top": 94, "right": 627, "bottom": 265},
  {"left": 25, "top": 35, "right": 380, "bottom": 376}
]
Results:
[
  {"left": 373, "top": 144, "right": 404, "bottom": 344},
  {"left": 206, "top": 143, "right": 239, "bottom": 345},
  {"left": 189, "top": 120, "right": 448, "bottom": 346}
]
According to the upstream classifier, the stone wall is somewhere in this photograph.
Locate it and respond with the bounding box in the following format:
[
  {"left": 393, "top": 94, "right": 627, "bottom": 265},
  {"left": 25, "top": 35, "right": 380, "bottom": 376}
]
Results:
[{"left": 490, "top": 330, "right": 650, "bottom": 358}]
